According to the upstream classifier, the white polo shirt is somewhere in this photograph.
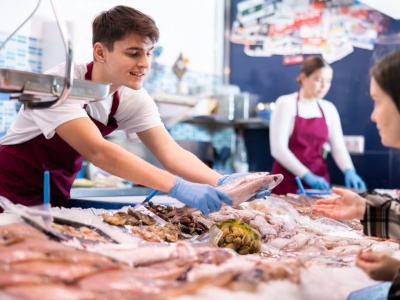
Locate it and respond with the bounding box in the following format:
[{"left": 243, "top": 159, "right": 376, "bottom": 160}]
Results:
[{"left": 0, "top": 62, "right": 164, "bottom": 145}]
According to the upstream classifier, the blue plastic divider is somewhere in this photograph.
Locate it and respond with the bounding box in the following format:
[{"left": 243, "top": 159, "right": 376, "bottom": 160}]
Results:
[{"left": 347, "top": 282, "right": 391, "bottom": 300}]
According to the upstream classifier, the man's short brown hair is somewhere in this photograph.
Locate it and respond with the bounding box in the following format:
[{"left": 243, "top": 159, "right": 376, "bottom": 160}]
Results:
[{"left": 92, "top": 5, "right": 159, "bottom": 51}]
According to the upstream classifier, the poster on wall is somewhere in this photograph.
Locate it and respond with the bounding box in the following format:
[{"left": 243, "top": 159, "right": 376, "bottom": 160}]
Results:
[{"left": 231, "top": 0, "right": 391, "bottom": 63}]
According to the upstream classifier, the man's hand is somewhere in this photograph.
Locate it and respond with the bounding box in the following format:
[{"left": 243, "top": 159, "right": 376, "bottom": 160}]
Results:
[{"left": 168, "top": 177, "right": 233, "bottom": 215}]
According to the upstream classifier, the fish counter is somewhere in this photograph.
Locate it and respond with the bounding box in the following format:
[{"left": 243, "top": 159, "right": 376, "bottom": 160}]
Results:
[{"left": 0, "top": 189, "right": 395, "bottom": 300}]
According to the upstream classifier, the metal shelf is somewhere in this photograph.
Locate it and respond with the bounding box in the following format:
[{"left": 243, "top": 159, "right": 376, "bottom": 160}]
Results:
[
  {"left": 0, "top": 69, "right": 110, "bottom": 109},
  {"left": 181, "top": 115, "right": 270, "bottom": 129}
]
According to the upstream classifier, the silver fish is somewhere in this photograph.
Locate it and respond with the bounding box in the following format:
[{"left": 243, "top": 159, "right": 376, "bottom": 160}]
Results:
[
  {"left": 217, "top": 172, "right": 284, "bottom": 206},
  {"left": 174, "top": 173, "right": 284, "bottom": 217}
]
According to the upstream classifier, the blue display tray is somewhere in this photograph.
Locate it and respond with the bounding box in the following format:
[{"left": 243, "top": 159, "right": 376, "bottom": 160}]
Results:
[
  {"left": 296, "top": 189, "right": 332, "bottom": 196},
  {"left": 347, "top": 282, "right": 391, "bottom": 300},
  {"left": 67, "top": 194, "right": 179, "bottom": 210}
]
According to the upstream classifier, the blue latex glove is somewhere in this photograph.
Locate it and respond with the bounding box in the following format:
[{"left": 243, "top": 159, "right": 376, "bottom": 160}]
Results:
[
  {"left": 247, "top": 189, "right": 271, "bottom": 201},
  {"left": 168, "top": 177, "right": 233, "bottom": 215},
  {"left": 303, "top": 172, "right": 330, "bottom": 191},
  {"left": 216, "top": 173, "right": 271, "bottom": 201},
  {"left": 344, "top": 169, "right": 366, "bottom": 190}
]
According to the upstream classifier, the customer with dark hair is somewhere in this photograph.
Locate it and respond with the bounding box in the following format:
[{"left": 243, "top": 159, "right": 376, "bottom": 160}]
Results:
[
  {"left": 311, "top": 49, "right": 400, "bottom": 298},
  {"left": 270, "top": 56, "right": 365, "bottom": 194},
  {"left": 0, "top": 5, "right": 271, "bottom": 214}
]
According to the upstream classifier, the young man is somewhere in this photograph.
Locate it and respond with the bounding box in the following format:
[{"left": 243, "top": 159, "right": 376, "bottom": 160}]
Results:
[{"left": 0, "top": 5, "right": 270, "bottom": 215}]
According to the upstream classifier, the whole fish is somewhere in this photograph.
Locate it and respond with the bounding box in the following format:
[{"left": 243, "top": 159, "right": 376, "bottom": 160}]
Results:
[
  {"left": 217, "top": 172, "right": 284, "bottom": 206},
  {"left": 173, "top": 173, "right": 284, "bottom": 217}
]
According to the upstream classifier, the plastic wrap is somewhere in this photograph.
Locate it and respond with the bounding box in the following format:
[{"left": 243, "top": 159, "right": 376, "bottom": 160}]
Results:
[{"left": 209, "top": 219, "right": 261, "bottom": 255}]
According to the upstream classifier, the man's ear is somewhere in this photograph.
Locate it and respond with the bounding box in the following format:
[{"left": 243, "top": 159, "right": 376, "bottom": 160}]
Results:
[{"left": 93, "top": 42, "right": 106, "bottom": 62}]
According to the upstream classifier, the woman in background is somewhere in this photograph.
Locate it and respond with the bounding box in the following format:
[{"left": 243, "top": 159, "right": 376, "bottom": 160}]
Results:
[
  {"left": 269, "top": 56, "right": 365, "bottom": 194},
  {"left": 311, "top": 49, "right": 400, "bottom": 299}
]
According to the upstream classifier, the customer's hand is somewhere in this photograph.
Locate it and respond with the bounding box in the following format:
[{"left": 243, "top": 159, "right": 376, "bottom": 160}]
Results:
[
  {"left": 216, "top": 172, "right": 271, "bottom": 200},
  {"left": 303, "top": 172, "right": 330, "bottom": 190},
  {"left": 356, "top": 250, "right": 400, "bottom": 281},
  {"left": 311, "top": 187, "right": 366, "bottom": 220},
  {"left": 344, "top": 169, "right": 367, "bottom": 190},
  {"left": 168, "top": 177, "right": 233, "bottom": 215}
]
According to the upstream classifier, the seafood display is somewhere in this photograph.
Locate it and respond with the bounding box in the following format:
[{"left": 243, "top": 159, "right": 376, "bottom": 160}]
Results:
[
  {"left": 0, "top": 223, "right": 48, "bottom": 246},
  {"left": 0, "top": 222, "right": 304, "bottom": 300},
  {"left": 93, "top": 180, "right": 399, "bottom": 268},
  {"left": 0, "top": 181, "right": 398, "bottom": 299},
  {"left": 51, "top": 222, "right": 112, "bottom": 244},
  {"left": 102, "top": 207, "right": 157, "bottom": 226},
  {"left": 210, "top": 219, "right": 261, "bottom": 255},
  {"left": 146, "top": 201, "right": 209, "bottom": 235},
  {"left": 131, "top": 223, "right": 181, "bottom": 243}
]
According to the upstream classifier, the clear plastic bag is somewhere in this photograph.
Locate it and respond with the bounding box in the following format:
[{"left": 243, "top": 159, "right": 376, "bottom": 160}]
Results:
[{"left": 247, "top": 196, "right": 305, "bottom": 226}]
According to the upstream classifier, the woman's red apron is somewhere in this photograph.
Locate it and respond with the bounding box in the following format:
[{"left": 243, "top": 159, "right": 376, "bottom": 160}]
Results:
[
  {"left": 0, "top": 62, "right": 119, "bottom": 208},
  {"left": 272, "top": 93, "right": 329, "bottom": 194}
]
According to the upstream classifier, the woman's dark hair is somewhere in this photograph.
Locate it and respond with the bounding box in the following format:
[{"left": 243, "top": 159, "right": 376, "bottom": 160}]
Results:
[
  {"left": 370, "top": 49, "right": 400, "bottom": 112},
  {"left": 92, "top": 5, "right": 159, "bottom": 51},
  {"left": 296, "top": 56, "right": 331, "bottom": 84}
]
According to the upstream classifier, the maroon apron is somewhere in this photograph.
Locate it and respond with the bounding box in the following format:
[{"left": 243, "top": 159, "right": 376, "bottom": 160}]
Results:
[
  {"left": 0, "top": 62, "right": 119, "bottom": 208},
  {"left": 272, "top": 93, "right": 329, "bottom": 194}
]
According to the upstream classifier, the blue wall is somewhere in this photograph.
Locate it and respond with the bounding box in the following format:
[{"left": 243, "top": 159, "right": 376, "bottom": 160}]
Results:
[{"left": 229, "top": 1, "right": 400, "bottom": 188}]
